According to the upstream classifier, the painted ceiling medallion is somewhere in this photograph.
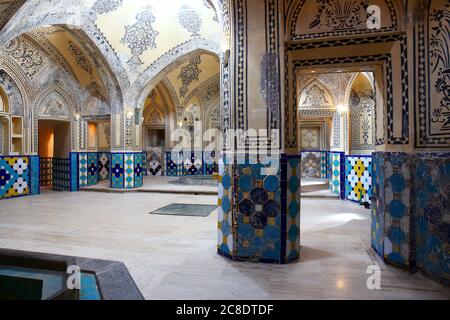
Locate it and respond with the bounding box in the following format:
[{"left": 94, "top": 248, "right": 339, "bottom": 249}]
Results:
[
  {"left": 92, "top": 0, "right": 123, "bottom": 15},
  {"left": 121, "top": 6, "right": 159, "bottom": 65},
  {"left": 178, "top": 5, "right": 202, "bottom": 37},
  {"left": 68, "top": 41, "right": 93, "bottom": 76},
  {"left": 178, "top": 56, "right": 202, "bottom": 98}
]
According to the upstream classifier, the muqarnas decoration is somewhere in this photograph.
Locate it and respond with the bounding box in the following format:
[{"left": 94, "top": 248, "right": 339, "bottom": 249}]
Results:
[{"left": 121, "top": 6, "right": 159, "bottom": 65}]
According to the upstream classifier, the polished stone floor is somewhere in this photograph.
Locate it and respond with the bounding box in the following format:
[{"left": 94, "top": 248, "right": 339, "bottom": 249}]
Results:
[{"left": 0, "top": 191, "right": 448, "bottom": 300}]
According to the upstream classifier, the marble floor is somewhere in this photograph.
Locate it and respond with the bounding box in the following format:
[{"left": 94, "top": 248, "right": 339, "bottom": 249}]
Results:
[{"left": 0, "top": 191, "right": 448, "bottom": 300}]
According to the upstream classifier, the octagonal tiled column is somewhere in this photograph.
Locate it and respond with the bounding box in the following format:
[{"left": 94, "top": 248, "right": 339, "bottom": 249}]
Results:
[{"left": 218, "top": 154, "right": 301, "bottom": 264}]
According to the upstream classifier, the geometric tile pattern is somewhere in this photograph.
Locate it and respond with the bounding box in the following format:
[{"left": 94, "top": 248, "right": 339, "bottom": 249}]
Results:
[
  {"left": 79, "top": 153, "right": 98, "bottom": 187},
  {"left": 70, "top": 152, "right": 79, "bottom": 192},
  {"left": 371, "top": 152, "right": 450, "bottom": 285},
  {"left": 371, "top": 153, "right": 385, "bottom": 258},
  {"left": 87, "top": 153, "right": 98, "bottom": 186},
  {"left": 111, "top": 153, "right": 124, "bottom": 189},
  {"left": 29, "top": 155, "right": 40, "bottom": 195},
  {"left": 218, "top": 154, "right": 301, "bottom": 264},
  {"left": 124, "top": 154, "right": 134, "bottom": 189},
  {"left": 98, "top": 152, "right": 110, "bottom": 181},
  {"left": 329, "top": 152, "right": 345, "bottom": 198},
  {"left": 0, "top": 156, "right": 29, "bottom": 199},
  {"left": 283, "top": 155, "right": 301, "bottom": 262},
  {"left": 204, "top": 150, "right": 216, "bottom": 175},
  {"left": 345, "top": 156, "right": 372, "bottom": 204},
  {"left": 52, "top": 158, "right": 71, "bottom": 192},
  {"left": 110, "top": 153, "right": 143, "bottom": 189},
  {"left": 236, "top": 160, "right": 282, "bottom": 262},
  {"left": 39, "top": 157, "right": 52, "bottom": 187},
  {"left": 166, "top": 151, "right": 181, "bottom": 177},
  {"left": 301, "top": 151, "right": 326, "bottom": 179},
  {"left": 415, "top": 155, "right": 450, "bottom": 285},
  {"left": 217, "top": 156, "right": 233, "bottom": 257},
  {"left": 133, "top": 153, "right": 144, "bottom": 188},
  {"left": 383, "top": 154, "right": 411, "bottom": 268},
  {"left": 145, "top": 149, "right": 164, "bottom": 176},
  {"left": 78, "top": 153, "right": 88, "bottom": 188},
  {"left": 182, "top": 151, "right": 203, "bottom": 176}
]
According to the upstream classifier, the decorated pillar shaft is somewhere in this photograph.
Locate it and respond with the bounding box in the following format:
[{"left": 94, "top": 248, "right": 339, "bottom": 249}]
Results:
[{"left": 217, "top": 0, "right": 301, "bottom": 264}]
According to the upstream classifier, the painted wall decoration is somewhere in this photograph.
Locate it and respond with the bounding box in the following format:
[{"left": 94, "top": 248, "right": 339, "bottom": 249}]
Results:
[
  {"left": 92, "top": 0, "right": 123, "bottom": 15},
  {"left": 0, "top": 69, "right": 24, "bottom": 116},
  {"left": 299, "top": 83, "right": 333, "bottom": 109},
  {"left": 68, "top": 41, "right": 93, "bottom": 77},
  {"left": 4, "top": 38, "right": 47, "bottom": 81},
  {"left": 38, "top": 95, "right": 70, "bottom": 119},
  {"left": 416, "top": 0, "right": 450, "bottom": 148},
  {"left": 0, "top": 156, "right": 29, "bottom": 199},
  {"left": 350, "top": 89, "right": 376, "bottom": 154},
  {"left": 345, "top": 155, "right": 372, "bottom": 204},
  {"left": 289, "top": 0, "right": 398, "bottom": 40},
  {"left": 178, "top": 56, "right": 202, "bottom": 98},
  {"left": 301, "top": 128, "right": 320, "bottom": 149},
  {"left": 178, "top": 5, "right": 202, "bottom": 37},
  {"left": 0, "top": 118, "right": 6, "bottom": 154},
  {"left": 121, "top": 6, "right": 159, "bottom": 65}
]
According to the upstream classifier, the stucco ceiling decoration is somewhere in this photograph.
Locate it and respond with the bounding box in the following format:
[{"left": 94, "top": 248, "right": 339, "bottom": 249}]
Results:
[
  {"left": 0, "top": 0, "right": 26, "bottom": 30},
  {"left": 121, "top": 6, "right": 159, "bottom": 65},
  {"left": 178, "top": 56, "right": 202, "bottom": 98},
  {"left": 92, "top": 0, "right": 123, "bottom": 15},
  {"left": 178, "top": 5, "right": 202, "bottom": 38}
]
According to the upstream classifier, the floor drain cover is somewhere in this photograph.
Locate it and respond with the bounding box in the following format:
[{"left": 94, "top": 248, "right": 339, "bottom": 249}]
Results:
[{"left": 149, "top": 204, "right": 217, "bottom": 217}]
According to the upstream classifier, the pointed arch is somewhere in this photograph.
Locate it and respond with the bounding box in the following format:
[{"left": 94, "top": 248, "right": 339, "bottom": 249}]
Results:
[{"left": 32, "top": 81, "right": 77, "bottom": 153}]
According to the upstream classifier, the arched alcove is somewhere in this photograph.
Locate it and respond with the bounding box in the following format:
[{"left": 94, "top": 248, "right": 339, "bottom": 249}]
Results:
[{"left": 349, "top": 73, "right": 376, "bottom": 155}]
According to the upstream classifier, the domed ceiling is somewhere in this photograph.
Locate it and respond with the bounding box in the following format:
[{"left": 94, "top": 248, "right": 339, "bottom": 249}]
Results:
[{"left": 80, "top": 0, "right": 220, "bottom": 80}]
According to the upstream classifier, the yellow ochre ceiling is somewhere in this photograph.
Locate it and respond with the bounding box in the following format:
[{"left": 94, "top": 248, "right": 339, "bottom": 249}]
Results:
[
  {"left": 36, "top": 27, "right": 104, "bottom": 89},
  {"left": 166, "top": 53, "right": 219, "bottom": 103},
  {"left": 82, "top": 0, "right": 220, "bottom": 70}
]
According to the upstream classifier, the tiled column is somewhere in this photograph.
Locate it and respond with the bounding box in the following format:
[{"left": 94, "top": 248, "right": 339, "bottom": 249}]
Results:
[
  {"left": 110, "top": 152, "right": 144, "bottom": 189},
  {"left": 372, "top": 152, "right": 450, "bottom": 285},
  {"left": 217, "top": 154, "right": 301, "bottom": 264},
  {"left": 28, "top": 155, "right": 40, "bottom": 196}
]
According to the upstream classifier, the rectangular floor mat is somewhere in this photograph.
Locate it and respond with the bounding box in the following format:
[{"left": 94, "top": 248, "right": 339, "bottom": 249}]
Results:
[{"left": 149, "top": 204, "right": 217, "bottom": 217}]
